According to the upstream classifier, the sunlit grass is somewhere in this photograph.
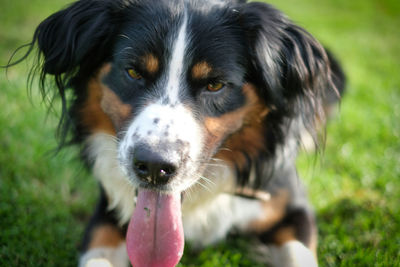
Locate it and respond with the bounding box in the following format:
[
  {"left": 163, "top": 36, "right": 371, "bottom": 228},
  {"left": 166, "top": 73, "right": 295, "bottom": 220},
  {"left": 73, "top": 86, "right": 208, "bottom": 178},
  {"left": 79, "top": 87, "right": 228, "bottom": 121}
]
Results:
[{"left": 1, "top": 0, "right": 399, "bottom": 266}]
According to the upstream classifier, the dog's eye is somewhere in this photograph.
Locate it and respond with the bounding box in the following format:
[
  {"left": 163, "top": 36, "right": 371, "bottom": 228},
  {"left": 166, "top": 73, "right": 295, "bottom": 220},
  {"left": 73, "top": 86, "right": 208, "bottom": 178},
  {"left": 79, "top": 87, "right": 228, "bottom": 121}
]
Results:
[
  {"left": 207, "top": 82, "right": 224, "bottom": 92},
  {"left": 126, "top": 68, "right": 143, "bottom": 80}
]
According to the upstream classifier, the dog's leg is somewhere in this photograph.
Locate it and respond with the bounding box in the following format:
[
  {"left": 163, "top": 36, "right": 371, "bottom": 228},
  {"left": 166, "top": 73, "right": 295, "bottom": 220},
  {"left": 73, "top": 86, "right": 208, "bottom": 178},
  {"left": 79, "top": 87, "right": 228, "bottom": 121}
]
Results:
[
  {"left": 260, "top": 208, "right": 318, "bottom": 267},
  {"left": 238, "top": 187, "right": 317, "bottom": 266},
  {"left": 79, "top": 187, "right": 129, "bottom": 267}
]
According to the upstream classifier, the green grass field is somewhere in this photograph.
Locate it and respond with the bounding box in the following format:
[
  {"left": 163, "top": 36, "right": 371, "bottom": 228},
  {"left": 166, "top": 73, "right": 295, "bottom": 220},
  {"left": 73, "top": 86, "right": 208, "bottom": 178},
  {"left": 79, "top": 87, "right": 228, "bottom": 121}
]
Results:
[{"left": 1, "top": 0, "right": 399, "bottom": 266}]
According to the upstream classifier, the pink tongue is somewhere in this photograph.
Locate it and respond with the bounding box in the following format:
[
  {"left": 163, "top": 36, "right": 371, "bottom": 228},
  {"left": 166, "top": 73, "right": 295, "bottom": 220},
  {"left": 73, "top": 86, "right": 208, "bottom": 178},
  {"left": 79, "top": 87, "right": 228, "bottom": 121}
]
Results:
[{"left": 126, "top": 189, "right": 184, "bottom": 267}]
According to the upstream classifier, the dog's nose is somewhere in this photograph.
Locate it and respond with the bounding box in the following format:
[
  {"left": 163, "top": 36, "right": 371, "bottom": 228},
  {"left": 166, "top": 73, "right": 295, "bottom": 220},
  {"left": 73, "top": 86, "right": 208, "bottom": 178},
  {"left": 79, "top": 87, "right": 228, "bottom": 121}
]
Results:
[{"left": 132, "top": 144, "right": 178, "bottom": 185}]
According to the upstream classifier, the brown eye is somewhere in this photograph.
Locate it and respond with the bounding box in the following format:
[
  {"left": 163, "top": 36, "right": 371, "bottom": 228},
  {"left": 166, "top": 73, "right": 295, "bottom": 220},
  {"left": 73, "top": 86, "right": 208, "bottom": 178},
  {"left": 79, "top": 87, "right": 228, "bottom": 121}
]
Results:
[
  {"left": 127, "top": 68, "right": 142, "bottom": 80},
  {"left": 207, "top": 82, "right": 224, "bottom": 92}
]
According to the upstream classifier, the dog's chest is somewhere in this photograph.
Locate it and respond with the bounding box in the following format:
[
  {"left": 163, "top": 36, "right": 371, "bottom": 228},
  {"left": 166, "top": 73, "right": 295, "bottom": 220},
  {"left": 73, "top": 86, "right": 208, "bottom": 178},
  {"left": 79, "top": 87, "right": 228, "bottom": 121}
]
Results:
[{"left": 181, "top": 164, "right": 263, "bottom": 247}]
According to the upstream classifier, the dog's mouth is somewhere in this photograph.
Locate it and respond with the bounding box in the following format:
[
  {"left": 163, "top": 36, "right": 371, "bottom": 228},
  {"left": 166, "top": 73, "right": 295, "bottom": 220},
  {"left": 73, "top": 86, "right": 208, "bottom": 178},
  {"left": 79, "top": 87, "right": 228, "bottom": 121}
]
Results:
[{"left": 126, "top": 188, "right": 184, "bottom": 267}]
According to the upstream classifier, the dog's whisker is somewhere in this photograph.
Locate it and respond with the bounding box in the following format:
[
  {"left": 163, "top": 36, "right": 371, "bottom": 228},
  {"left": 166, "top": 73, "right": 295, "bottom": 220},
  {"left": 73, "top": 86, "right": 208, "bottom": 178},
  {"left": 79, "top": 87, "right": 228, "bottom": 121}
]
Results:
[
  {"left": 209, "top": 157, "right": 225, "bottom": 162},
  {"left": 194, "top": 180, "right": 212, "bottom": 193},
  {"left": 217, "top": 147, "right": 233, "bottom": 152},
  {"left": 183, "top": 187, "right": 194, "bottom": 202},
  {"left": 198, "top": 175, "right": 215, "bottom": 187},
  {"left": 196, "top": 159, "right": 227, "bottom": 167},
  {"left": 203, "top": 163, "right": 226, "bottom": 168},
  {"left": 118, "top": 34, "right": 134, "bottom": 42}
]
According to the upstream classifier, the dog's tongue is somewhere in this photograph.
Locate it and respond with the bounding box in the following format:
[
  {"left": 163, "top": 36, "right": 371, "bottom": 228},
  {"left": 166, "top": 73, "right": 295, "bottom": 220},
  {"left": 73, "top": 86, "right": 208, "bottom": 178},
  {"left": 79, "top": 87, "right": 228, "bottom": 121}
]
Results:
[{"left": 126, "top": 189, "right": 184, "bottom": 267}]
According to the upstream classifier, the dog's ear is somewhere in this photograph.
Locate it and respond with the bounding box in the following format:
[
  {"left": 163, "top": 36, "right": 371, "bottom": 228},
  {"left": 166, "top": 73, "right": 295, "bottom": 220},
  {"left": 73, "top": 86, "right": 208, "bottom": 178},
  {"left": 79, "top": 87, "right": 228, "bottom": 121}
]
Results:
[
  {"left": 239, "top": 2, "right": 338, "bottom": 117},
  {"left": 34, "top": 0, "right": 123, "bottom": 75},
  {"left": 11, "top": 0, "right": 126, "bottom": 148}
]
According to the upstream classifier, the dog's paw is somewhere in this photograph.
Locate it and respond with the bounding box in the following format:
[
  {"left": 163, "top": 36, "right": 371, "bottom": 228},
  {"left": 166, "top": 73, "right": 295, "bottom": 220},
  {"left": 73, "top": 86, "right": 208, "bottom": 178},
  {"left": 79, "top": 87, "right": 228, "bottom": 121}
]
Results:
[
  {"left": 268, "top": 241, "right": 318, "bottom": 267},
  {"left": 79, "top": 243, "right": 129, "bottom": 267},
  {"left": 83, "top": 258, "right": 113, "bottom": 267}
]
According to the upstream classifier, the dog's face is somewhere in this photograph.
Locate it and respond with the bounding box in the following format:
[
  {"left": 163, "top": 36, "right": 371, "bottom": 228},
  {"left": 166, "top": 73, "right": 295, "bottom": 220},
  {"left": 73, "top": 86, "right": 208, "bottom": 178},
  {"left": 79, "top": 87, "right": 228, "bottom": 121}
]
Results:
[
  {"left": 33, "top": 0, "right": 333, "bottom": 196},
  {"left": 99, "top": 2, "right": 267, "bottom": 193}
]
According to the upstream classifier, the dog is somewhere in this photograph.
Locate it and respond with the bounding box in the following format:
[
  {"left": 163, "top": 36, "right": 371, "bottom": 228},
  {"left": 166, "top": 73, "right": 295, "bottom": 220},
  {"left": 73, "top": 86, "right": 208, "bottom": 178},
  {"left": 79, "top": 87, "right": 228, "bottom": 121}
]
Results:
[{"left": 14, "top": 0, "right": 345, "bottom": 266}]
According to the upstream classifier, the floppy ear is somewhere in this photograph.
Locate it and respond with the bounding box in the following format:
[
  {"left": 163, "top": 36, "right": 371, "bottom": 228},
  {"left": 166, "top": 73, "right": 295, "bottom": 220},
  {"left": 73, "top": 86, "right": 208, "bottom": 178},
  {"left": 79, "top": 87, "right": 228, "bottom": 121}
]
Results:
[
  {"left": 14, "top": 0, "right": 125, "bottom": 147},
  {"left": 34, "top": 0, "right": 123, "bottom": 75},
  {"left": 240, "top": 2, "right": 337, "bottom": 119}
]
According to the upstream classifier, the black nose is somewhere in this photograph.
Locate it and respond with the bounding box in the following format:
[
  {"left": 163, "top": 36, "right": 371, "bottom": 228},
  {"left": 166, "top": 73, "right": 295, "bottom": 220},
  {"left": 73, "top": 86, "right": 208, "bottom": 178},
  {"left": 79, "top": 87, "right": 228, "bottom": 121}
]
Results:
[{"left": 132, "top": 144, "right": 179, "bottom": 185}]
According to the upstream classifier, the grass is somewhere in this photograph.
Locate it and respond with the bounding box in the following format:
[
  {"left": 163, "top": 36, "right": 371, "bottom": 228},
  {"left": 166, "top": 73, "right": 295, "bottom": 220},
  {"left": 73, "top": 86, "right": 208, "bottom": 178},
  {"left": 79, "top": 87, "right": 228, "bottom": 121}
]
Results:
[{"left": 1, "top": 0, "right": 399, "bottom": 266}]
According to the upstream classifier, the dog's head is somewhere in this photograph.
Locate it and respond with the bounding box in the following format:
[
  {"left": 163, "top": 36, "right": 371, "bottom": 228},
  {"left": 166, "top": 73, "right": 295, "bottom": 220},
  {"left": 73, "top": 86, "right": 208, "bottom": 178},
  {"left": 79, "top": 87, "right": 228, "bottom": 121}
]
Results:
[
  {"left": 30, "top": 0, "right": 336, "bottom": 192},
  {"left": 23, "top": 0, "right": 340, "bottom": 265}
]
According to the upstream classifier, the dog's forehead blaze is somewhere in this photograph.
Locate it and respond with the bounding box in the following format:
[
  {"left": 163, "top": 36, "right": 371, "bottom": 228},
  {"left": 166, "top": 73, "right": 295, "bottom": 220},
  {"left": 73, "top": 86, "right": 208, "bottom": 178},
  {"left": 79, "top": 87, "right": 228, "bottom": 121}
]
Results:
[
  {"left": 80, "top": 64, "right": 131, "bottom": 134},
  {"left": 204, "top": 84, "right": 269, "bottom": 170}
]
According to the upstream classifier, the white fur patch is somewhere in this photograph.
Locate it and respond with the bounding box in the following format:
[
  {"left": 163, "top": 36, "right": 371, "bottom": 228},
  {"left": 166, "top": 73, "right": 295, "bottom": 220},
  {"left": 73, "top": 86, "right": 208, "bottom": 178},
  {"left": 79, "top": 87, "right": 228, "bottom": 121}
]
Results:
[
  {"left": 79, "top": 243, "right": 129, "bottom": 267},
  {"left": 118, "top": 103, "right": 204, "bottom": 192},
  {"left": 120, "top": 104, "right": 202, "bottom": 161},
  {"left": 268, "top": 241, "right": 318, "bottom": 267},
  {"left": 183, "top": 193, "right": 264, "bottom": 247},
  {"left": 182, "top": 163, "right": 263, "bottom": 247},
  {"left": 87, "top": 133, "right": 135, "bottom": 224}
]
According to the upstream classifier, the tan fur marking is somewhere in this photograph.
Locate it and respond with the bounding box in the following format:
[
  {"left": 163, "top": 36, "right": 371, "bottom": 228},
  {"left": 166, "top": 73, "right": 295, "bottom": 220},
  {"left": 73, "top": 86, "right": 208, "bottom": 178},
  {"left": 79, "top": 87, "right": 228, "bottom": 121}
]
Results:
[
  {"left": 81, "top": 65, "right": 115, "bottom": 135},
  {"left": 309, "top": 222, "right": 318, "bottom": 258},
  {"left": 272, "top": 219, "right": 318, "bottom": 258},
  {"left": 142, "top": 54, "right": 159, "bottom": 74},
  {"left": 81, "top": 64, "right": 132, "bottom": 134},
  {"left": 273, "top": 227, "right": 297, "bottom": 246},
  {"left": 235, "top": 187, "right": 271, "bottom": 202},
  {"left": 192, "top": 61, "right": 212, "bottom": 80},
  {"left": 88, "top": 225, "right": 125, "bottom": 249},
  {"left": 247, "top": 189, "right": 289, "bottom": 233},
  {"left": 205, "top": 84, "right": 269, "bottom": 170},
  {"left": 100, "top": 87, "right": 132, "bottom": 130}
]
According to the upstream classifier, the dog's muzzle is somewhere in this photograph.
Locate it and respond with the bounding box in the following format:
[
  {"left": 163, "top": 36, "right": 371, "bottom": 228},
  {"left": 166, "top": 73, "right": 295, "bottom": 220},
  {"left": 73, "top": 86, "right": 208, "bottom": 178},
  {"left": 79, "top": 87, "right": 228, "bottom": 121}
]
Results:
[{"left": 119, "top": 103, "right": 203, "bottom": 190}]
